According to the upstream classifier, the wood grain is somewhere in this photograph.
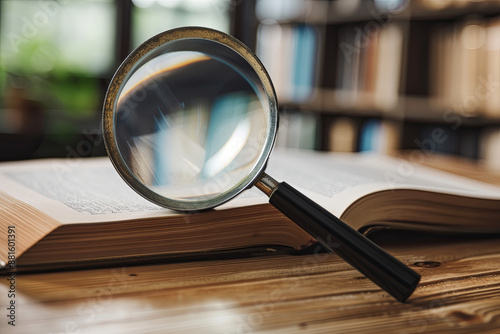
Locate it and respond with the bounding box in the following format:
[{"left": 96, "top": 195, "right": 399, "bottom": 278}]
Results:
[{"left": 1, "top": 236, "right": 500, "bottom": 333}]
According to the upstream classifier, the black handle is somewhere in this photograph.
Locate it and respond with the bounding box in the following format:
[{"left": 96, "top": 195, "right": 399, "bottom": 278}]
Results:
[{"left": 269, "top": 182, "right": 420, "bottom": 302}]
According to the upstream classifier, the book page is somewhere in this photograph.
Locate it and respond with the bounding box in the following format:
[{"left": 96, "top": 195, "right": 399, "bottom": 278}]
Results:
[
  {"left": 0, "top": 158, "right": 167, "bottom": 223},
  {"left": 0, "top": 158, "right": 268, "bottom": 224},
  {"left": 266, "top": 149, "right": 500, "bottom": 215}
]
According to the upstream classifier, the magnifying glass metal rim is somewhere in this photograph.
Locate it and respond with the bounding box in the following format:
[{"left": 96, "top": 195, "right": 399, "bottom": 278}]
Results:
[{"left": 102, "top": 26, "right": 278, "bottom": 212}]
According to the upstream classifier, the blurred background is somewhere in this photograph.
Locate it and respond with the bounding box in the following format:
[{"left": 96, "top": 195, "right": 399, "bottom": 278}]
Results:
[
  {"left": 0, "top": 0, "right": 234, "bottom": 160},
  {"left": 1, "top": 0, "right": 500, "bottom": 171}
]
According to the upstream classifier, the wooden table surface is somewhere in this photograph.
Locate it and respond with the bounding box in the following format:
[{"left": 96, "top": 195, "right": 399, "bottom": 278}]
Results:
[
  {"left": 2, "top": 153, "right": 500, "bottom": 333},
  {"left": 1, "top": 233, "right": 500, "bottom": 334}
]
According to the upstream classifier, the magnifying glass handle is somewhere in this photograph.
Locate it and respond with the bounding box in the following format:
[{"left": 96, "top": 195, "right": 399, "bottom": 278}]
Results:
[{"left": 256, "top": 173, "right": 420, "bottom": 302}]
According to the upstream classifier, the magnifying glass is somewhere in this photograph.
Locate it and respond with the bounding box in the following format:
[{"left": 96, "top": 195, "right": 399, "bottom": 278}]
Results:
[{"left": 102, "top": 27, "right": 420, "bottom": 302}]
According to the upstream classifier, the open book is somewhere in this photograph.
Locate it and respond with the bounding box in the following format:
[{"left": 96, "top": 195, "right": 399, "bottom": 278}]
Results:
[{"left": 2, "top": 149, "right": 500, "bottom": 272}]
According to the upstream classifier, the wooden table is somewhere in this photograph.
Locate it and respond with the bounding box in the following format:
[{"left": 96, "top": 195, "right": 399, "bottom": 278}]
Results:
[
  {"left": 2, "top": 153, "right": 500, "bottom": 333},
  {"left": 1, "top": 233, "right": 500, "bottom": 333}
]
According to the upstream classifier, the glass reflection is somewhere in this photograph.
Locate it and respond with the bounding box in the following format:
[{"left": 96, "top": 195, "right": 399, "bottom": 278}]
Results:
[{"left": 114, "top": 42, "right": 268, "bottom": 202}]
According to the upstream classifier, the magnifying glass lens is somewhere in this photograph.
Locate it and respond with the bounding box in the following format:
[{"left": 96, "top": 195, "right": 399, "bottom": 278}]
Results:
[{"left": 113, "top": 38, "right": 273, "bottom": 209}]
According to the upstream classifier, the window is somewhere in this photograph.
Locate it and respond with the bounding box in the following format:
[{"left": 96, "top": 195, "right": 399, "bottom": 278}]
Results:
[
  {"left": 0, "top": 0, "right": 232, "bottom": 159},
  {"left": 132, "top": 0, "right": 231, "bottom": 49}
]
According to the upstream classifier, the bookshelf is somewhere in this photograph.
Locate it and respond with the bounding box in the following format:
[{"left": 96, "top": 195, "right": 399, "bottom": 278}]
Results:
[{"left": 251, "top": 0, "right": 500, "bottom": 168}]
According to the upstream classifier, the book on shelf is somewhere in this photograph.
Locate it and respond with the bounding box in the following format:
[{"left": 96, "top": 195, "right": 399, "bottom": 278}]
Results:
[
  {"left": 484, "top": 18, "right": 500, "bottom": 117},
  {"left": 429, "top": 16, "right": 500, "bottom": 117},
  {"left": 328, "top": 117, "right": 357, "bottom": 152},
  {"left": 257, "top": 23, "right": 319, "bottom": 103},
  {"left": 275, "top": 111, "right": 318, "bottom": 150},
  {"left": 480, "top": 127, "right": 500, "bottom": 170},
  {"left": 358, "top": 119, "right": 399, "bottom": 154},
  {"left": 2, "top": 148, "right": 500, "bottom": 273},
  {"left": 335, "top": 23, "right": 403, "bottom": 111},
  {"left": 325, "top": 116, "right": 401, "bottom": 154}
]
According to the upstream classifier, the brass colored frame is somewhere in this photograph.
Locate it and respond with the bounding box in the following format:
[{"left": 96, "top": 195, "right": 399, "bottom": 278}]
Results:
[{"left": 102, "top": 27, "right": 278, "bottom": 211}]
